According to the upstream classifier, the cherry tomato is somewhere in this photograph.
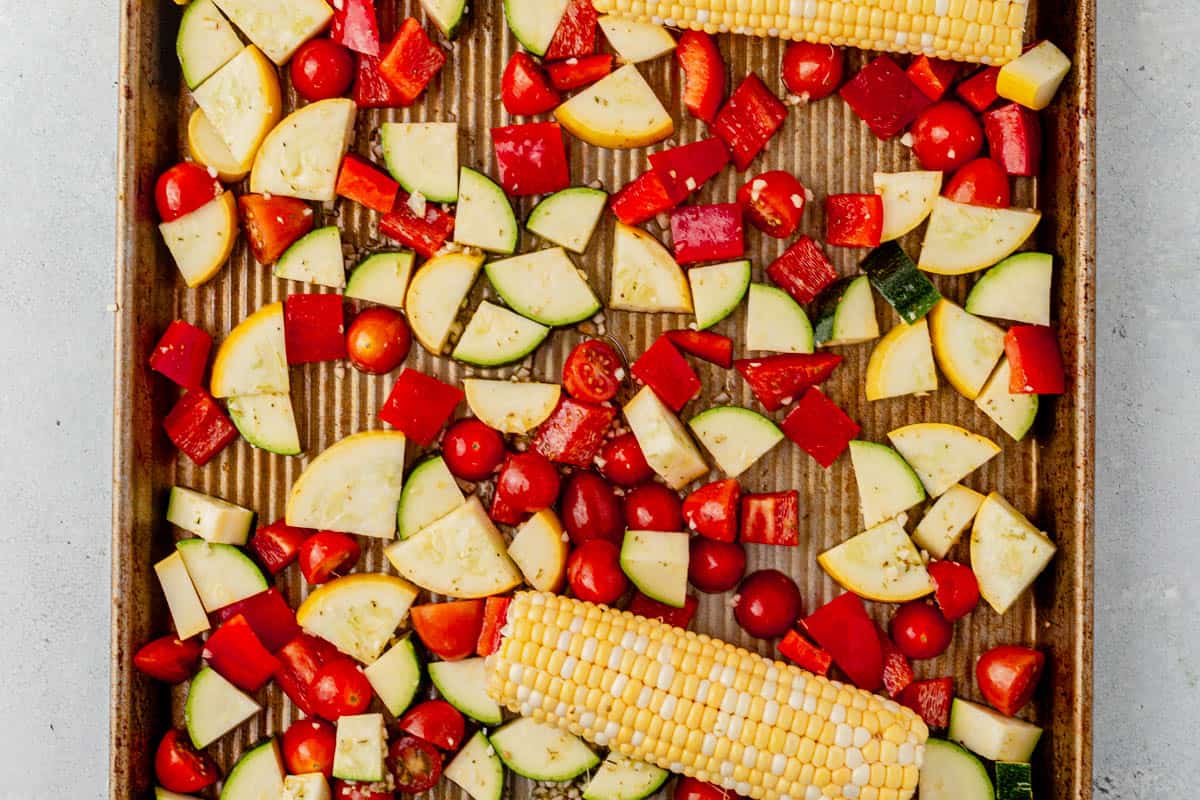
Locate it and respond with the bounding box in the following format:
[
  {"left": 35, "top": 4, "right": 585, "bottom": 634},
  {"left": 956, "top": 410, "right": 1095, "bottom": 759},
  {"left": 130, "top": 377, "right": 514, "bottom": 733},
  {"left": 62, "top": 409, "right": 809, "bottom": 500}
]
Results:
[
  {"left": 346, "top": 307, "right": 411, "bottom": 374},
  {"left": 282, "top": 717, "right": 337, "bottom": 777},
  {"left": 734, "top": 570, "right": 802, "bottom": 639},
  {"left": 133, "top": 634, "right": 203, "bottom": 683},
  {"left": 909, "top": 100, "right": 984, "bottom": 172},
  {"left": 387, "top": 734, "right": 443, "bottom": 793},
  {"left": 623, "top": 483, "right": 683, "bottom": 531},
  {"left": 290, "top": 38, "right": 355, "bottom": 102},
  {"left": 334, "top": 779, "right": 393, "bottom": 800},
  {"left": 561, "top": 471, "right": 624, "bottom": 545},
  {"left": 927, "top": 560, "right": 980, "bottom": 621},
  {"left": 397, "top": 699, "right": 466, "bottom": 750},
  {"left": 154, "top": 162, "right": 222, "bottom": 222},
  {"left": 976, "top": 645, "right": 1045, "bottom": 716},
  {"left": 442, "top": 418, "right": 506, "bottom": 480},
  {"left": 688, "top": 538, "right": 746, "bottom": 594},
  {"left": 410, "top": 600, "right": 486, "bottom": 661},
  {"left": 736, "top": 170, "right": 807, "bottom": 238},
  {"left": 944, "top": 157, "right": 1012, "bottom": 208},
  {"left": 675, "top": 776, "right": 746, "bottom": 800},
  {"left": 496, "top": 451, "right": 561, "bottom": 512},
  {"left": 310, "top": 658, "right": 374, "bottom": 720},
  {"left": 567, "top": 540, "right": 629, "bottom": 604},
  {"left": 154, "top": 728, "right": 219, "bottom": 793},
  {"left": 780, "top": 42, "right": 844, "bottom": 101},
  {"left": 889, "top": 601, "right": 954, "bottom": 660},
  {"left": 298, "top": 531, "right": 361, "bottom": 585},
  {"left": 598, "top": 433, "right": 653, "bottom": 487},
  {"left": 563, "top": 339, "right": 623, "bottom": 403}
]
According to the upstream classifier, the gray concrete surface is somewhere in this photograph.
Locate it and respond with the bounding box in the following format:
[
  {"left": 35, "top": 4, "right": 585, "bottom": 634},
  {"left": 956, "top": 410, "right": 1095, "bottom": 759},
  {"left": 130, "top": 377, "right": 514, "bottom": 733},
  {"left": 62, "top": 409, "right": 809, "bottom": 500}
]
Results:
[{"left": 0, "top": 0, "right": 1192, "bottom": 796}]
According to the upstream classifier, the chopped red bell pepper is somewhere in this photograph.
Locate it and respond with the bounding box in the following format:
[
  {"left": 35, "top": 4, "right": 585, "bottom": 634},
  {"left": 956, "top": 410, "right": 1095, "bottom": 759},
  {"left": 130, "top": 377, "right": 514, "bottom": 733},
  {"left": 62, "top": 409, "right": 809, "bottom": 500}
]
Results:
[
  {"left": 766, "top": 235, "right": 838, "bottom": 304},
  {"left": 476, "top": 596, "right": 512, "bottom": 657},
  {"left": 212, "top": 588, "right": 300, "bottom": 653},
  {"left": 898, "top": 676, "right": 955, "bottom": 729},
  {"left": 839, "top": 55, "right": 932, "bottom": 140},
  {"left": 491, "top": 122, "right": 570, "bottom": 197},
  {"left": 876, "top": 626, "right": 915, "bottom": 698},
  {"left": 739, "top": 491, "right": 800, "bottom": 546},
  {"left": 544, "top": 0, "right": 599, "bottom": 60},
  {"left": 734, "top": 353, "right": 843, "bottom": 412},
  {"left": 489, "top": 491, "right": 526, "bottom": 526},
  {"left": 284, "top": 294, "right": 347, "bottom": 365},
  {"left": 670, "top": 203, "right": 745, "bottom": 265},
  {"left": 238, "top": 194, "right": 315, "bottom": 265},
  {"left": 336, "top": 155, "right": 399, "bottom": 213},
  {"left": 501, "top": 52, "right": 561, "bottom": 116},
  {"left": 712, "top": 73, "right": 788, "bottom": 171},
  {"left": 802, "top": 593, "right": 883, "bottom": 691},
  {"left": 544, "top": 54, "right": 613, "bottom": 91},
  {"left": 274, "top": 633, "right": 342, "bottom": 716},
  {"left": 532, "top": 396, "right": 617, "bottom": 467},
  {"left": 906, "top": 56, "right": 960, "bottom": 101},
  {"left": 675, "top": 30, "right": 725, "bottom": 123},
  {"left": 1005, "top": 325, "right": 1065, "bottom": 394},
  {"left": 825, "top": 193, "right": 884, "bottom": 248},
  {"left": 379, "top": 368, "right": 464, "bottom": 445},
  {"left": 249, "top": 518, "right": 312, "bottom": 576},
  {"left": 379, "top": 194, "right": 455, "bottom": 258},
  {"left": 663, "top": 329, "right": 733, "bottom": 369},
  {"left": 398, "top": 699, "right": 466, "bottom": 751},
  {"left": 629, "top": 592, "right": 699, "bottom": 629},
  {"left": 331, "top": 0, "right": 381, "bottom": 56},
  {"left": 631, "top": 337, "right": 702, "bottom": 412},
  {"left": 378, "top": 18, "right": 446, "bottom": 105},
  {"left": 956, "top": 66, "right": 1001, "bottom": 112},
  {"left": 353, "top": 50, "right": 406, "bottom": 108},
  {"left": 150, "top": 320, "right": 212, "bottom": 389},
  {"left": 609, "top": 169, "right": 687, "bottom": 225},
  {"left": 983, "top": 102, "right": 1042, "bottom": 176},
  {"left": 778, "top": 629, "right": 833, "bottom": 676},
  {"left": 163, "top": 389, "right": 238, "bottom": 466},
  {"left": 202, "top": 613, "right": 281, "bottom": 692},
  {"left": 410, "top": 600, "right": 486, "bottom": 661},
  {"left": 927, "top": 559, "right": 980, "bottom": 621},
  {"left": 780, "top": 387, "right": 859, "bottom": 468},
  {"left": 683, "top": 478, "right": 741, "bottom": 541},
  {"left": 648, "top": 138, "right": 731, "bottom": 198}
]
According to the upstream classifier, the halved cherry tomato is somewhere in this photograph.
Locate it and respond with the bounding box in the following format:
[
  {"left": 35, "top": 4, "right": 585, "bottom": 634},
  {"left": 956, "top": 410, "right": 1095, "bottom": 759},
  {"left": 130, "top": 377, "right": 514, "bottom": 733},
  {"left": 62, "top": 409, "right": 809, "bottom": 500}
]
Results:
[
  {"left": 598, "top": 433, "right": 653, "bottom": 487},
  {"left": 780, "top": 42, "right": 844, "bottom": 101},
  {"left": 927, "top": 559, "right": 980, "bottom": 621},
  {"left": 496, "top": 451, "right": 561, "bottom": 512},
  {"left": 387, "top": 735, "right": 443, "bottom": 793},
  {"left": 563, "top": 339, "right": 623, "bottom": 403},
  {"left": 410, "top": 600, "right": 486, "bottom": 661},
  {"left": 943, "top": 157, "right": 1012, "bottom": 208},
  {"left": 274, "top": 633, "right": 342, "bottom": 717},
  {"left": 889, "top": 601, "right": 953, "bottom": 660},
  {"left": 501, "top": 51, "right": 560, "bottom": 115},
  {"left": 976, "top": 645, "right": 1045, "bottom": 716},
  {"left": 346, "top": 306, "right": 411, "bottom": 374},
  {"left": 291, "top": 38, "right": 355, "bottom": 102},
  {"left": 909, "top": 100, "right": 984, "bottom": 172},
  {"left": 567, "top": 540, "right": 628, "bottom": 604},
  {"left": 238, "top": 194, "right": 315, "bottom": 265},
  {"left": 282, "top": 717, "right": 337, "bottom": 777},
  {"left": 561, "top": 471, "right": 623, "bottom": 545},
  {"left": 334, "top": 779, "right": 393, "bottom": 800},
  {"left": 629, "top": 592, "right": 699, "bottom": 628},
  {"left": 310, "top": 658, "right": 374, "bottom": 720},
  {"left": 734, "top": 569, "right": 802, "bottom": 639},
  {"left": 736, "top": 170, "right": 807, "bottom": 238},
  {"left": 688, "top": 538, "right": 746, "bottom": 593},
  {"left": 442, "top": 418, "right": 506, "bottom": 481},
  {"left": 683, "top": 478, "right": 741, "bottom": 541},
  {"left": 397, "top": 699, "right": 466, "bottom": 750},
  {"left": 623, "top": 483, "right": 683, "bottom": 532},
  {"left": 674, "top": 775, "right": 746, "bottom": 800},
  {"left": 155, "top": 728, "right": 219, "bottom": 793},
  {"left": 133, "top": 635, "right": 203, "bottom": 683},
  {"left": 299, "top": 531, "right": 362, "bottom": 585},
  {"left": 155, "top": 162, "right": 222, "bottom": 222}
]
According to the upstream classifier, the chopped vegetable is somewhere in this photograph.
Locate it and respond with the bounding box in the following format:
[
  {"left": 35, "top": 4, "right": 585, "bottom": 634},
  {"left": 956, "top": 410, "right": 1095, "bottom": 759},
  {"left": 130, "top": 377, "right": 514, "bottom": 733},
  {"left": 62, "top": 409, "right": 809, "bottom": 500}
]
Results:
[
  {"left": 500, "top": 52, "right": 560, "bottom": 116},
  {"left": 378, "top": 18, "right": 446, "bottom": 105},
  {"left": 544, "top": 0, "right": 598, "bottom": 60},
  {"left": 647, "top": 138, "right": 731, "bottom": 196},
  {"left": 906, "top": 55, "right": 959, "bottom": 101},
  {"left": 898, "top": 676, "right": 955, "bottom": 729},
  {"left": 378, "top": 368, "right": 463, "bottom": 445},
  {"left": 780, "top": 387, "right": 860, "bottom": 468},
  {"left": 956, "top": 65, "right": 1001, "bottom": 111},
  {"left": 532, "top": 396, "right": 617, "bottom": 466},
  {"left": 163, "top": 389, "right": 238, "bottom": 466},
  {"left": 491, "top": 121, "right": 570, "bottom": 197},
  {"left": 825, "top": 193, "right": 884, "bottom": 248},
  {"left": 839, "top": 55, "right": 931, "bottom": 140},
  {"left": 330, "top": 0, "right": 381, "bottom": 55},
  {"left": 983, "top": 103, "right": 1042, "bottom": 176},
  {"left": 712, "top": 73, "right": 788, "bottom": 170},
  {"left": 609, "top": 168, "right": 686, "bottom": 225},
  {"left": 150, "top": 320, "right": 212, "bottom": 389},
  {"left": 737, "top": 169, "right": 806, "bottom": 238},
  {"left": 802, "top": 592, "right": 884, "bottom": 691},
  {"left": 335, "top": 155, "right": 399, "bottom": 213},
  {"left": 778, "top": 629, "right": 833, "bottom": 675},
  {"left": 238, "top": 194, "right": 315, "bottom": 265},
  {"left": 669, "top": 203, "right": 744, "bottom": 265},
  {"left": 1005, "top": 325, "right": 1066, "bottom": 394},
  {"left": 378, "top": 195, "right": 455, "bottom": 258},
  {"left": 739, "top": 491, "right": 799, "bottom": 546},
  {"left": 631, "top": 337, "right": 701, "bottom": 412},
  {"left": 202, "top": 613, "right": 281, "bottom": 692},
  {"left": 766, "top": 235, "right": 838, "bottom": 304},
  {"left": 734, "top": 352, "right": 842, "bottom": 412},
  {"left": 544, "top": 53, "right": 612, "bottom": 90},
  {"left": 283, "top": 293, "right": 346, "bottom": 365},
  {"left": 675, "top": 30, "right": 725, "bottom": 122},
  {"left": 663, "top": 329, "right": 733, "bottom": 368}
]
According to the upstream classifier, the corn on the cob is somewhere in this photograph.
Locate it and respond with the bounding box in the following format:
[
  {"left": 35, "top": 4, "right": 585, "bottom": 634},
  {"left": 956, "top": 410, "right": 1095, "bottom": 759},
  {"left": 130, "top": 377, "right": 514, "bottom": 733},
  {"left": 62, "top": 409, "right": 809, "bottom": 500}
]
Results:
[
  {"left": 593, "top": 0, "right": 1027, "bottom": 65},
  {"left": 487, "top": 592, "right": 928, "bottom": 800}
]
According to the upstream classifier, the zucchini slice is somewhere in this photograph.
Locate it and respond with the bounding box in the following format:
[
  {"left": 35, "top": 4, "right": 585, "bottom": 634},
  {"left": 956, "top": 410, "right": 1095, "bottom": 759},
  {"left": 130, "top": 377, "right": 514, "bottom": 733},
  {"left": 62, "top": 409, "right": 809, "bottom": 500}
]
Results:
[
  {"left": 688, "top": 259, "right": 750, "bottom": 330},
  {"left": 975, "top": 357, "right": 1040, "bottom": 441},
  {"left": 526, "top": 187, "right": 607, "bottom": 253},
  {"left": 381, "top": 122, "right": 459, "bottom": 203},
  {"left": 818, "top": 518, "right": 933, "bottom": 602},
  {"left": 928, "top": 299, "right": 1006, "bottom": 400},
  {"left": 965, "top": 251, "right": 1053, "bottom": 325},
  {"left": 861, "top": 241, "right": 941, "bottom": 324},
  {"left": 873, "top": 170, "right": 942, "bottom": 242},
  {"left": 813, "top": 275, "right": 880, "bottom": 347},
  {"left": 919, "top": 197, "right": 1041, "bottom": 275},
  {"left": 746, "top": 283, "right": 814, "bottom": 353},
  {"left": 864, "top": 319, "right": 938, "bottom": 401},
  {"left": 488, "top": 718, "right": 599, "bottom": 781},
  {"left": 610, "top": 222, "right": 692, "bottom": 313},
  {"left": 452, "top": 301, "right": 550, "bottom": 366},
  {"left": 848, "top": 440, "right": 926, "bottom": 527},
  {"left": 453, "top": 167, "right": 518, "bottom": 254},
  {"left": 687, "top": 405, "right": 784, "bottom": 478},
  {"left": 919, "top": 739, "right": 994, "bottom": 800},
  {"left": 887, "top": 422, "right": 1000, "bottom": 497},
  {"left": 485, "top": 248, "right": 601, "bottom": 326}
]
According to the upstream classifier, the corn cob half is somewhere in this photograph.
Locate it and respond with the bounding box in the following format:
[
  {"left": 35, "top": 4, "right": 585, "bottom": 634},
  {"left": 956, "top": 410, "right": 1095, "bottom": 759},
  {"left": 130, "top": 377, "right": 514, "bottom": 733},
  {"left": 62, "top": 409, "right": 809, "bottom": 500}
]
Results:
[{"left": 487, "top": 592, "right": 928, "bottom": 800}]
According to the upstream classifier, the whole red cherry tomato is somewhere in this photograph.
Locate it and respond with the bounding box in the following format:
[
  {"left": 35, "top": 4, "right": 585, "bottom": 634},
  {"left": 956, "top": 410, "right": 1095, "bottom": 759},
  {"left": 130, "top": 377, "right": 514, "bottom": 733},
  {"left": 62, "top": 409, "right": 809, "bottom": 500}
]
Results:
[
  {"left": 976, "top": 645, "right": 1045, "bottom": 716},
  {"left": 346, "top": 307, "right": 411, "bottom": 374},
  {"left": 496, "top": 452, "right": 561, "bottom": 512},
  {"left": 155, "top": 162, "right": 222, "bottom": 222},
  {"left": 734, "top": 570, "right": 802, "bottom": 639},
  {"left": 442, "top": 418, "right": 506, "bottom": 480},
  {"left": 563, "top": 339, "right": 623, "bottom": 403},
  {"left": 736, "top": 170, "right": 807, "bottom": 238},
  {"left": 310, "top": 658, "right": 374, "bottom": 720},
  {"left": 282, "top": 717, "right": 337, "bottom": 777},
  {"left": 944, "top": 157, "right": 1012, "bottom": 208},
  {"left": 334, "top": 779, "right": 393, "bottom": 800},
  {"left": 397, "top": 699, "right": 466, "bottom": 750},
  {"left": 567, "top": 540, "right": 628, "bottom": 604},
  {"left": 889, "top": 601, "right": 954, "bottom": 660},
  {"left": 910, "top": 101, "right": 984, "bottom": 172},
  {"left": 154, "top": 728, "right": 219, "bottom": 793},
  {"left": 781, "top": 42, "right": 844, "bottom": 101},
  {"left": 624, "top": 483, "right": 683, "bottom": 531},
  {"left": 561, "top": 471, "right": 624, "bottom": 545},
  {"left": 387, "top": 735, "right": 443, "bottom": 793},
  {"left": 688, "top": 538, "right": 746, "bottom": 594},
  {"left": 598, "top": 433, "right": 653, "bottom": 487},
  {"left": 290, "top": 38, "right": 355, "bottom": 102},
  {"left": 298, "top": 531, "right": 361, "bottom": 585},
  {"left": 133, "top": 635, "right": 203, "bottom": 683},
  {"left": 675, "top": 775, "right": 746, "bottom": 800},
  {"left": 927, "top": 560, "right": 980, "bottom": 621}
]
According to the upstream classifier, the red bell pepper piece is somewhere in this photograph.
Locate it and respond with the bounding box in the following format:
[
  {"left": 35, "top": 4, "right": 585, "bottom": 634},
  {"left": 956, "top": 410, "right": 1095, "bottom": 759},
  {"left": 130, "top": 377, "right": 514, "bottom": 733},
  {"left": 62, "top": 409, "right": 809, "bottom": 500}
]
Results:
[
  {"left": 766, "top": 235, "right": 838, "bottom": 304},
  {"left": 906, "top": 55, "right": 960, "bottom": 101},
  {"left": 1005, "top": 325, "right": 1065, "bottom": 394},
  {"left": 336, "top": 155, "right": 398, "bottom": 213},
  {"left": 410, "top": 600, "right": 486, "bottom": 661},
  {"left": 663, "top": 329, "right": 733, "bottom": 369},
  {"left": 802, "top": 593, "right": 884, "bottom": 691},
  {"left": 609, "top": 169, "right": 687, "bottom": 225},
  {"left": 284, "top": 294, "right": 347, "bottom": 365},
  {"left": 682, "top": 478, "right": 741, "bottom": 541},
  {"left": 274, "top": 633, "right": 342, "bottom": 716},
  {"left": 648, "top": 138, "right": 731, "bottom": 198},
  {"left": 778, "top": 629, "right": 832, "bottom": 676},
  {"left": 491, "top": 122, "right": 570, "bottom": 197},
  {"left": 353, "top": 50, "right": 406, "bottom": 108},
  {"left": 379, "top": 368, "right": 464, "bottom": 445},
  {"left": 501, "top": 52, "right": 561, "bottom": 116},
  {"left": 629, "top": 592, "right": 699, "bottom": 629},
  {"left": 212, "top": 588, "right": 300, "bottom": 653},
  {"left": 876, "top": 626, "right": 915, "bottom": 698},
  {"left": 544, "top": 0, "right": 599, "bottom": 60},
  {"left": 134, "top": 635, "right": 204, "bottom": 683},
  {"left": 163, "top": 389, "right": 237, "bottom": 466},
  {"left": 675, "top": 30, "right": 725, "bottom": 122},
  {"left": 379, "top": 194, "right": 455, "bottom": 258},
  {"left": 670, "top": 203, "right": 744, "bottom": 265},
  {"left": 238, "top": 194, "right": 315, "bottom": 265},
  {"left": 150, "top": 320, "right": 212, "bottom": 389},
  {"left": 983, "top": 102, "right": 1042, "bottom": 176},
  {"left": 476, "top": 596, "right": 512, "bottom": 656},
  {"left": 331, "top": 0, "right": 381, "bottom": 56},
  {"left": 956, "top": 66, "right": 1001, "bottom": 112},
  {"left": 544, "top": 54, "right": 613, "bottom": 91},
  {"left": 249, "top": 518, "right": 312, "bottom": 576},
  {"left": 734, "top": 353, "right": 843, "bottom": 412},
  {"left": 713, "top": 73, "right": 788, "bottom": 171},
  {"left": 631, "top": 338, "right": 702, "bottom": 412},
  {"left": 533, "top": 396, "right": 617, "bottom": 467},
  {"left": 898, "top": 676, "right": 955, "bottom": 729},
  {"left": 927, "top": 559, "right": 980, "bottom": 621},
  {"left": 378, "top": 18, "right": 446, "bottom": 105},
  {"left": 839, "top": 55, "right": 932, "bottom": 140},
  {"left": 825, "top": 193, "right": 884, "bottom": 248},
  {"left": 780, "top": 387, "right": 860, "bottom": 468},
  {"left": 739, "top": 491, "right": 799, "bottom": 546},
  {"left": 202, "top": 613, "right": 281, "bottom": 692},
  {"left": 489, "top": 491, "right": 526, "bottom": 526}
]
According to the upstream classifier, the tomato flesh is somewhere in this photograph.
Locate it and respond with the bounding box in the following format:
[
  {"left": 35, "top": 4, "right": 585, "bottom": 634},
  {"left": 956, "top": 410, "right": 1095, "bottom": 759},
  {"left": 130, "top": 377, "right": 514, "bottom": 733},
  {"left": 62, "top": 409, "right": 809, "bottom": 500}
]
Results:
[
  {"left": 737, "top": 170, "right": 807, "bottom": 238},
  {"left": 496, "top": 452, "right": 561, "bottom": 512},
  {"left": 155, "top": 162, "right": 222, "bottom": 222},
  {"left": 944, "top": 157, "right": 1012, "bottom": 208},
  {"left": 335, "top": 779, "right": 393, "bottom": 800},
  {"left": 889, "top": 601, "right": 953, "bottom": 660},
  {"left": 781, "top": 42, "right": 844, "bottom": 101},
  {"left": 387, "top": 735, "right": 443, "bottom": 793},
  {"left": 567, "top": 540, "right": 628, "bottom": 604},
  {"left": 346, "top": 306, "right": 411, "bottom": 374},
  {"left": 155, "top": 729, "right": 219, "bottom": 793},
  {"left": 910, "top": 100, "right": 984, "bottom": 172},
  {"left": 976, "top": 645, "right": 1045, "bottom": 716},
  {"left": 310, "top": 658, "right": 374, "bottom": 720},
  {"left": 299, "top": 531, "right": 362, "bottom": 585},
  {"left": 398, "top": 699, "right": 466, "bottom": 750},
  {"left": 501, "top": 52, "right": 560, "bottom": 115},
  {"left": 623, "top": 483, "right": 683, "bottom": 532},
  {"left": 927, "top": 559, "right": 980, "bottom": 621},
  {"left": 133, "top": 635, "right": 202, "bottom": 683},
  {"left": 682, "top": 479, "right": 741, "bottom": 541},
  {"left": 598, "top": 433, "right": 653, "bottom": 487},
  {"left": 688, "top": 538, "right": 746, "bottom": 593},
  {"left": 410, "top": 600, "right": 486, "bottom": 661},
  {"left": 238, "top": 194, "right": 315, "bottom": 265},
  {"left": 283, "top": 717, "right": 337, "bottom": 777},
  {"left": 291, "top": 38, "right": 355, "bottom": 101},
  {"left": 561, "top": 471, "right": 623, "bottom": 545},
  {"left": 563, "top": 339, "right": 623, "bottom": 403}
]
